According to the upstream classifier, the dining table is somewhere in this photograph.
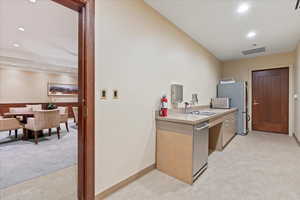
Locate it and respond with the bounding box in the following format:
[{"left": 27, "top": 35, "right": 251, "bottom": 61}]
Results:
[
  {"left": 3, "top": 112, "right": 34, "bottom": 123},
  {"left": 3, "top": 112, "right": 35, "bottom": 139}
]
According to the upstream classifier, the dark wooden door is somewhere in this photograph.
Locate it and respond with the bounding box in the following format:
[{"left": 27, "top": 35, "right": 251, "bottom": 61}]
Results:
[{"left": 252, "top": 68, "right": 289, "bottom": 134}]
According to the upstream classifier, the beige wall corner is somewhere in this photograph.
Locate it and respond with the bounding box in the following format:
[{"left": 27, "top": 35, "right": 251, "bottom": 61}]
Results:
[
  {"left": 95, "top": 0, "right": 221, "bottom": 195},
  {"left": 294, "top": 43, "right": 300, "bottom": 140},
  {"left": 222, "top": 51, "right": 296, "bottom": 136}
]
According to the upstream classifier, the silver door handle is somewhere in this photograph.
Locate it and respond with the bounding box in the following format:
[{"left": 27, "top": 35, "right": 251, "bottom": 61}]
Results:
[{"left": 195, "top": 124, "right": 209, "bottom": 131}]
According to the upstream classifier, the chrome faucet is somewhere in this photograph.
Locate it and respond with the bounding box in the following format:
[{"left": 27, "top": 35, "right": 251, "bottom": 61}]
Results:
[
  {"left": 191, "top": 94, "right": 198, "bottom": 105},
  {"left": 184, "top": 102, "right": 190, "bottom": 113}
]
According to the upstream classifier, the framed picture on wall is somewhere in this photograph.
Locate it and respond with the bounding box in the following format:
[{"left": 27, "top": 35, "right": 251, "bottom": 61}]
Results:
[{"left": 48, "top": 83, "right": 78, "bottom": 96}]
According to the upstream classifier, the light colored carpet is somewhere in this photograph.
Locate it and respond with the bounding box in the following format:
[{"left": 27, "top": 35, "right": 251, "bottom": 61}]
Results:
[
  {"left": 0, "top": 165, "right": 77, "bottom": 200},
  {"left": 0, "top": 120, "right": 77, "bottom": 189},
  {"left": 107, "top": 131, "right": 300, "bottom": 200}
]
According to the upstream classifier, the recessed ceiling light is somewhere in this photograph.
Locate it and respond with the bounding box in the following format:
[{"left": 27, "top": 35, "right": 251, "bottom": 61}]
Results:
[
  {"left": 13, "top": 43, "right": 20, "bottom": 48},
  {"left": 29, "top": 0, "right": 36, "bottom": 3},
  {"left": 247, "top": 31, "right": 256, "bottom": 39},
  {"left": 237, "top": 3, "right": 250, "bottom": 14},
  {"left": 18, "top": 27, "right": 25, "bottom": 32}
]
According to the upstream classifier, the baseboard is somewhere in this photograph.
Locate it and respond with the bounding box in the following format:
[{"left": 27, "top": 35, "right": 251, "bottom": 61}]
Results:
[
  {"left": 95, "top": 164, "right": 156, "bottom": 200},
  {"left": 293, "top": 135, "right": 300, "bottom": 146}
]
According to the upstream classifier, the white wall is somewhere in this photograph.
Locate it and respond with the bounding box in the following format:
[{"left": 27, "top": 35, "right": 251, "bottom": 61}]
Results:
[
  {"left": 0, "top": 66, "right": 77, "bottom": 103},
  {"left": 95, "top": 0, "right": 221, "bottom": 194},
  {"left": 295, "top": 43, "right": 300, "bottom": 140}
]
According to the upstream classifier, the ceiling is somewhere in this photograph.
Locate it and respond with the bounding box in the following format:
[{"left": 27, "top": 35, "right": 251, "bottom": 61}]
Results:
[
  {"left": 145, "top": 0, "right": 300, "bottom": 61},
  {"left": 0, "top": 0, "right": 78, "bottom": 73}
]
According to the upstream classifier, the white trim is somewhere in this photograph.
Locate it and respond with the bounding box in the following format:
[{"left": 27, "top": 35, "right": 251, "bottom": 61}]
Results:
[{"left": 248, "top": 64, "right": 294, "bottom": 136}]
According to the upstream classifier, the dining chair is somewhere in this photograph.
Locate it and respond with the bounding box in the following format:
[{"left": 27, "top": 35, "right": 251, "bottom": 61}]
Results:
[
  {"left": 26, "top": 104, "right": 42, "bottom": 112},
  {"left": 0, "top": 116, "right": 22, "bottom": 138},
  {"left": 25, "top": 110, "right": 60, "bottom": 144},
  {"left": 8, "top": 107, "right": 33, "bottom": 129},
  {"left": 57, "top": 107, "right": 69, "bottom": 132},
  {"left": 72, "top": 107, "right": 78, "bottom": 125},
  {"left": 9, "top": 107, "right": 33, "bottom": 113}
]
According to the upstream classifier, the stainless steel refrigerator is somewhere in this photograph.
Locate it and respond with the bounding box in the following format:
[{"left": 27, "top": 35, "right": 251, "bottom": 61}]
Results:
[{"left": 217, "top": 81, "right": 249, "bottom": 135}]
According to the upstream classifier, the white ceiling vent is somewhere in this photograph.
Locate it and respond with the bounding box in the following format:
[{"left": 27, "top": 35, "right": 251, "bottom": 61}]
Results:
[{"left": 242, "top": 47, "right": 266, "bottom": 55}]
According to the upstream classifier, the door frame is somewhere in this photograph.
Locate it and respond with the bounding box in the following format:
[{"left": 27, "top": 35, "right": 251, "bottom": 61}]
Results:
[
  {"left": 248, "top": 65, "right": 294, "bottom": 136},
  {"left": 51, "top": 0, "right": 95, "bottom": 200}
]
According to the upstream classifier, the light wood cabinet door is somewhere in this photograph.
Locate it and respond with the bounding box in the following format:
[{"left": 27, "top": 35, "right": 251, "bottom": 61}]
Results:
[
  {"left": 156, "top": 130, "right": 193, "bottom": 184},
  {"left": 222, "top": 113, "right": 236, "bottom": 147},
  {"left": 156, "top": 122, "right": 194, "bottom": 184}
]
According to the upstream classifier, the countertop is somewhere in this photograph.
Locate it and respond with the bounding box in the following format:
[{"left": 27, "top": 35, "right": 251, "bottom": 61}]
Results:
[{"left": 156, "top": 107, "right": 238, "bottom": 125}]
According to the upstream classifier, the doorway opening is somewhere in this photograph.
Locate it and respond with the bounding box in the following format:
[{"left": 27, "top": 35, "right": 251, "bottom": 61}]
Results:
[
  {"left": 252, "top": 67, "right": 289, "bottom": 134},
  {"left": 52, "top": 1, "right": 95, "bottom": 199}
]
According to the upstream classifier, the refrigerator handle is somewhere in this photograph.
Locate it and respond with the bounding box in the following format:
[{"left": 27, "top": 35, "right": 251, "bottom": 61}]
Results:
[{"left": 247, "top": 114, "right": 251, "bottom": 121}]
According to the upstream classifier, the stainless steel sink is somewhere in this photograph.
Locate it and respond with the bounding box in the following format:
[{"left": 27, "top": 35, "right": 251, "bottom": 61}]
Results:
[{"left": 188, "top": 111, "right": 217, "bottom": 116}]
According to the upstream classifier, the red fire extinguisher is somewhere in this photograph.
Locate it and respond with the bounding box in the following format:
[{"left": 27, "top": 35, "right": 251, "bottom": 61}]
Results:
[{"left": 160, "top": 95, "right": 168, "bottom": 117}]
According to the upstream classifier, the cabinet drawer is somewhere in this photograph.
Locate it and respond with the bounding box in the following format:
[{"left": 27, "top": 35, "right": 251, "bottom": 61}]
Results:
[
  {"left": 224, "top": 112, "right": 236, "bottom": 121},
  {"left": 209, "top": 116, "right": 225, "bottom": 128}
]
